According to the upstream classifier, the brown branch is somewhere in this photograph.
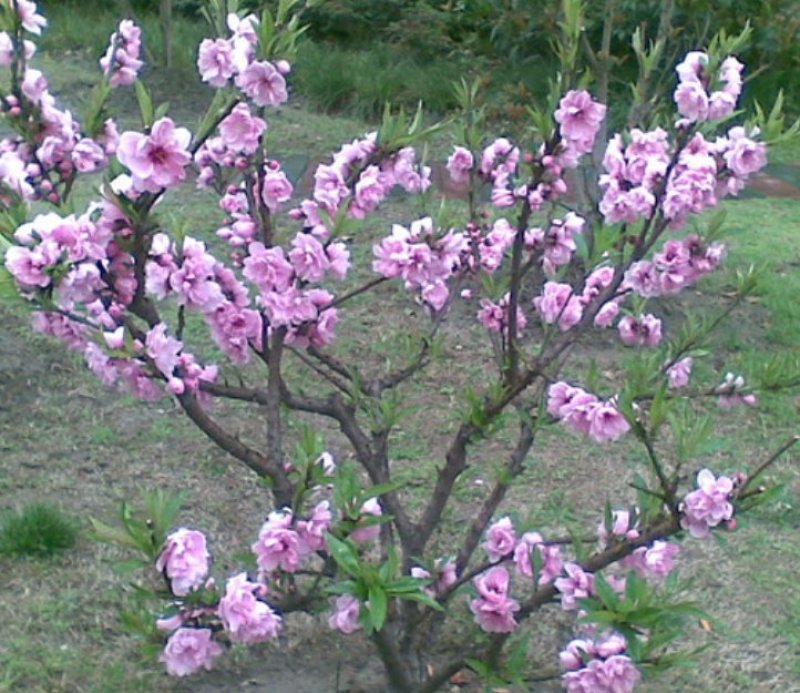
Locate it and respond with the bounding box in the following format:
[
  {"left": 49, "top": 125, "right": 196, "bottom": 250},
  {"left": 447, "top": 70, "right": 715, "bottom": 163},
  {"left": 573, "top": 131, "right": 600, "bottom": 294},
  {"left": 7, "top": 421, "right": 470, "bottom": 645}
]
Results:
[
  {"left": 738, "top": 434, "right": 800, "bottom": 498},
  {"left": 176, "top": 390, "right": 293, "bottom": 506}
]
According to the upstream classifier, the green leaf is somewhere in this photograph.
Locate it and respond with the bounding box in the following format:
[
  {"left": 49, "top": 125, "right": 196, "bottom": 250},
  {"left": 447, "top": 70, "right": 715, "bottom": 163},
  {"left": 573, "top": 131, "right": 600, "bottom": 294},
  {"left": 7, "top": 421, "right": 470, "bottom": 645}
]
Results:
[
  {"left": 393, "top": 590, "right": 444, "bottom": 611},
  {"left": 325, "top": 533, "right": 360, "bottom": 577},
  {"left": 368, "top": 586, "right": 387, "bottom": 630},
  {"left": 134, "top": 80, "right": 155, "bottom": 129},
  {"left": 88, "top": 517, "right": 142, "bottom": 550},
  {"left": 593, "top": 572, "right": 620, "bottom": 611}
]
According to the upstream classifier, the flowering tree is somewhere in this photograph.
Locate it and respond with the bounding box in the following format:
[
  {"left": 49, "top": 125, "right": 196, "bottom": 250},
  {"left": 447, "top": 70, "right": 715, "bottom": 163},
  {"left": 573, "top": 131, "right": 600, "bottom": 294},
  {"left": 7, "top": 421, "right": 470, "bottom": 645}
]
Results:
[{"left": 1, "top": 0, "right": 799, "bottom": 690}]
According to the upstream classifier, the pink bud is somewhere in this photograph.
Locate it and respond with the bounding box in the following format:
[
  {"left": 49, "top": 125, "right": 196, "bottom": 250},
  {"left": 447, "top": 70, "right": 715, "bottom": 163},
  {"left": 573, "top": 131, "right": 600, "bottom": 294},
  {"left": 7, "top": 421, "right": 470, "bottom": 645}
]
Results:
[{"left": 276, "top": 59, "right": 291, "bottom": 75}]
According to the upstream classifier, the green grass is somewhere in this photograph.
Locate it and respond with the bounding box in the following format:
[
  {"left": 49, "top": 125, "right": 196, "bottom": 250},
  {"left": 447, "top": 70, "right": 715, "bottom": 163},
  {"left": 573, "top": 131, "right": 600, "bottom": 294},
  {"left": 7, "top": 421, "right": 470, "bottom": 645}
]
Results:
[{"left": 0, "top": 503, "right": 78, "bottom": 557}]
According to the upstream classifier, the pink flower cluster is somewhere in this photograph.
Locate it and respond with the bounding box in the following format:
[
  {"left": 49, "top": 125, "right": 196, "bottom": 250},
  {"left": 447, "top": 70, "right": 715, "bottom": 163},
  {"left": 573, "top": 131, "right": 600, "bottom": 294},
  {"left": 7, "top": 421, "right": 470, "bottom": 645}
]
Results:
[
  {"left": 513, "top": 531, "right": 564, "bottom": 586},
  {"left": 194, "top": 103, "right": 268, "bottom": 191},
  {"left": 373, "top": 216, "right": 467, "bottom": 311},
  {"left": 0, "top": 38, "right": 117, "bottom": 205},
  {"left": 100, "top": 19, "right": 143, "bottom": 87},
  {"left": 3, "top": 211, "right": 221, "bottom": 400},
  {"left": 600, "top": 128, "right": 670, "bottom": 224},
  {"left": 300, "top": 134, "right": 430, "bottom": 226},
  {"left": 477, "top": 293, "right": 526, "bottom": 337},
  {"left": 526, "top": 212, "right": 585, "bottom": 274},
  {"left": 481, "top": 517, "right": 564, "bottom": 586},
  {"left": 624, "top": 234, "right": 725, "bottom": 298},
  {"left": 533, "top": 281, "right": 583, "bottom": 331},
  {"left": 410, "top": 559, "right": 458, "bottom": 598},
  {"left": 469, "top": 567, "right": 520, "bottom": 633},
  {"left": 560, "top": 632, "right": 641, "bottom": 693},
  {"left": 243, "top": 234, "right": 348, "bottom": 348},
  {"left": 158, "top": 570, "right": 282, "bottom": 675},
  {"left": 548, "top": 382, "right": 630, "bottom": 443},
  {"left": 674, "top": 52, "right": 743, "bottom": 124},
  {"left": 197, "top": 13, "right": 289, "bottom": 107},
  {"left": 251, "top": 502, "right": 333, "bottom": 574}
]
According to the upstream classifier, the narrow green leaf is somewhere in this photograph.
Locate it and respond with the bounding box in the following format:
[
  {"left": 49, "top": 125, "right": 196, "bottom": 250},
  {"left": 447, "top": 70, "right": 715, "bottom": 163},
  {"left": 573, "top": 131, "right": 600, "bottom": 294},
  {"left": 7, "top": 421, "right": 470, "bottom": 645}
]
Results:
[{"left": 325, "top": 533, "right": 360, "bottom": 577}]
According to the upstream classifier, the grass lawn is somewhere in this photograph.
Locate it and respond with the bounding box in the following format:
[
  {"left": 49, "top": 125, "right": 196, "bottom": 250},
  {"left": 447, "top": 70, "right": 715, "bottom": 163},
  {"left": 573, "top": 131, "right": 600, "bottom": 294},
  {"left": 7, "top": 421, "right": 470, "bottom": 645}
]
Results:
[{"left": 1, "top": 45, "right": 800, "bottom": 693}]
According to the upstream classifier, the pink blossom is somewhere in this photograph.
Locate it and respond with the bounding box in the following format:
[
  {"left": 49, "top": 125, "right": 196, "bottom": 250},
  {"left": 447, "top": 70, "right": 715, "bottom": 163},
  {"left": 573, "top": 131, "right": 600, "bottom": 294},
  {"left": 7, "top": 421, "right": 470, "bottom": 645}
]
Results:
[
  {"left": 21, "top": 67, "right": 48, "bottom": 104},
  {"left": 197, "top": 38, "right": 236, "bottom": 88},
  {"left": 350, "top": 497, "right": 382, "bottom": 543},
  {"left": 261, "top": 168, "right": 293, "bottom": 212},
  {"left": 680, "top": 469, "right": 734, "bottom": 538},
  {"left": 470, "top": 567, "right": 520, "bottom": 633},
  {"left": 484, "top": 516, "right": 517, "bottom": 562},
  {"left": 555, "top": 90, "right": 607, "bottom": 154},
  {"left": 71, "top": 138, "right": 105, "bottom": 173},
  {"left": 117, "top": 118, "right": 192, "bottom": 193},
  {"left": 235, "top": 61, "right": 288, "bottom": 107},
  {"left": 326, "top": 241, "right": 350, "bottom": 280},
  {"left": 156, "top": 529, "right": 210, "bottom": 596},
  {"left": 15, "top": 0, "right": 47, "bottom": 35},
  {"left": 218, "top": 573, "right": 282, "bottom": 644},
  {"left": 555, "top": 563, "right": 595, "bottom": 610},
  {"left": 243, "top": 242, "right": 294, "bottom": 293},
  {"left": 666, "top": 357, "right": 693, "bottom": 389},
  {"left": 219, "top": 103, "right": 266, "bottom": 154},
  {"left": 352, "top": 165, "right": 390, "bottom": 217},
  {"left": 168, "top": 237, "right": 224, "bottom": 312},
  {"left": 674, "top": 81, "right": 709, "bottom": 123},
  {"left": 289, "top": 232, "right": 329, "bottom": 282},
  {"left": 329, "top": 594, "right": 361, "bottom": 634},
  {"left": 446, "top": 146, "right": 473, "bottom": 183},
  {"left": 160, "top": 628, "right": 223, "bottom": 677},
  {"left": 297, "top": 500, "right": 332, "bottom": 554},
  {"left": 145, "top": 322, "right": 183, "bottom": 378},
  {"left": 626, "top": 541, "right": 680, "bottom": 579},
  {"left": 586, "top": 400, "right": 630, "bottom": 443},
  {"left": 618, "top": 313, "right": 662, "bottom": 347},
  {"left": 4, "top": 243, "right": 55, "bottom": 289},
  {"left": 252, "top": 510, "right": 302, "bottom": 573},
  {"left": 724, "top": 127, "right": 767, "bottom": 178}
]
